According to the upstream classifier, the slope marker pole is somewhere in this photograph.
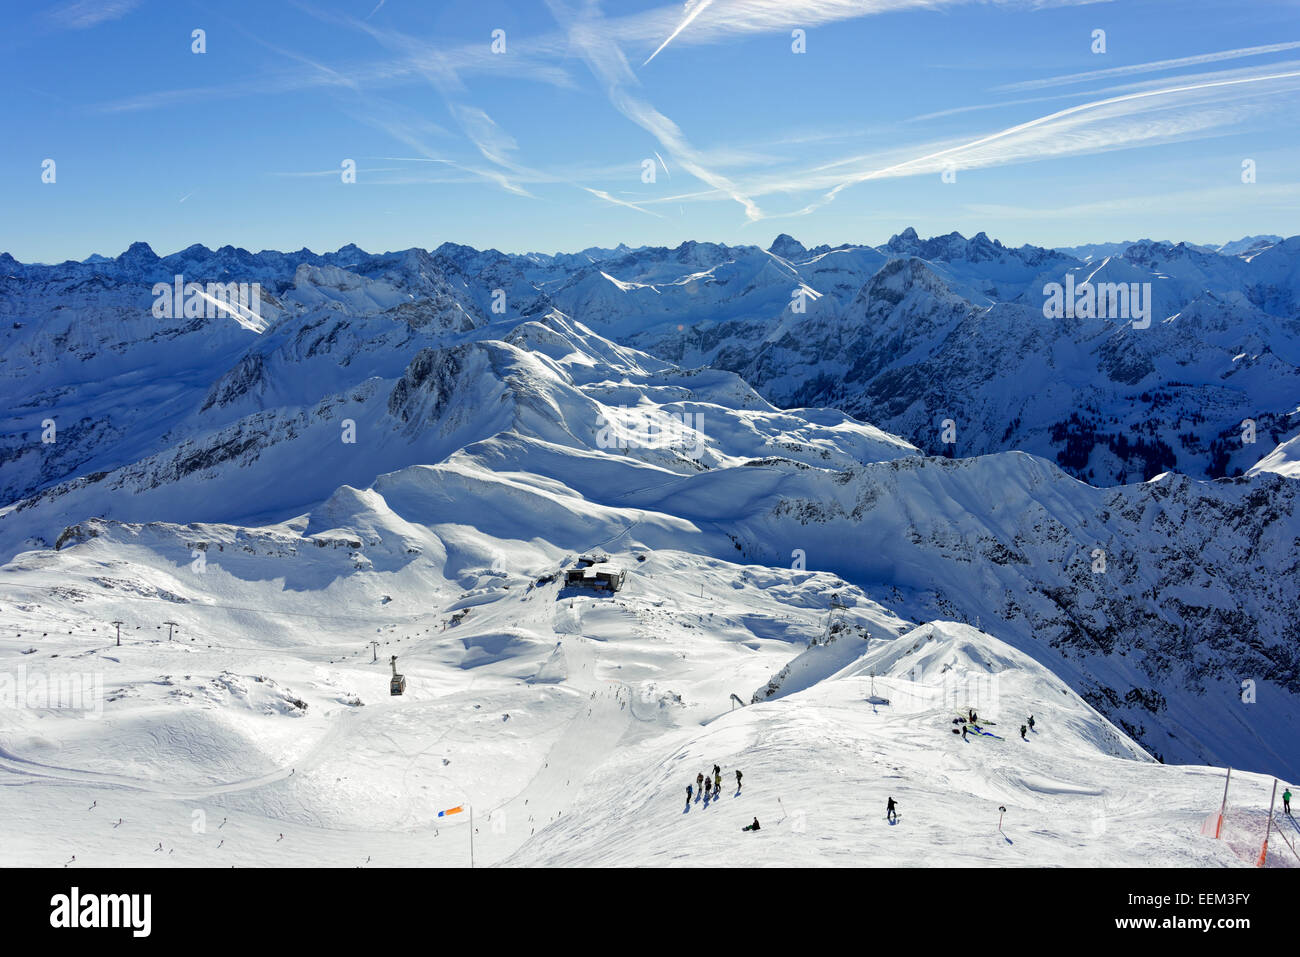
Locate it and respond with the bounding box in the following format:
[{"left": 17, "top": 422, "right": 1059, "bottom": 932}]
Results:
[
  {"left": 1216, "top": 768, "right": 1233, "bottom": 839},
  {"left": 1257, "top": 779, "right": 1277, "bottom": 867}
]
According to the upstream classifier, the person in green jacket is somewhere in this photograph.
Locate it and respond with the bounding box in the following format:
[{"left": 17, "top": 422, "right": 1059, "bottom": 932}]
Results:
[{"left": 1285, "top": 787, "right": 1292, "bottom": 816}]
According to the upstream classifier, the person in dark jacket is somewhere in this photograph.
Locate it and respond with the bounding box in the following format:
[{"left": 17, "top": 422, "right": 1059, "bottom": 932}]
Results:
[
  {"left": 743, "top": 817, "right": 760, "bottom": 831},
  {"left": 1020, "top": 724, "right": 1028, "bottom": 740},
  {"left": 886, "top": 797, "right": 897, "bottom": 823},
  {"left": 735, "top": 769, "right": 743, "bottom": 791},
  {"left": 686, "top": 784, "right": 693, "bottom": 803},
  {"left": 1028, "top": 715, "right": 1035, "bottom": 731}
]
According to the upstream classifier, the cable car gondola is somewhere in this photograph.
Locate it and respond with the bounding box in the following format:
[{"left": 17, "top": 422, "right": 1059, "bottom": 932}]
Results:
[{"left": 390, "top": 655, "right": 406, "bottom": 696}]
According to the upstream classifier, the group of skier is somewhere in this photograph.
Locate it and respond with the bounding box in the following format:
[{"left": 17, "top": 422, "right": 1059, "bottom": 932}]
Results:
[
  {"left": 954, "top": 708, "right": 982, "bottom": 740},
  {"left": 951, "top": 709, "right": 1037, "bottom": 742},
  {"left": 687, "top": 764, "right": 741, "bottom": 804}
]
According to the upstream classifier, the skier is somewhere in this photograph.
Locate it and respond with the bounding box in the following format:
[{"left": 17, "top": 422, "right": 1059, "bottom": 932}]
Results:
[
  {"left": 714, "top": 769, "right": 722, "bottom": 792},
  {"left": 735, "top": 769, "right": 743, "bottom": 791},
  {"left": 961, "top": 724, "right": 969, "bottom": 740},
  {"left": 886, "top": 797, "right": 897, "bottom": 823},
  {"left": 697, "top": 772, "right": 705, "bottom": 793},
  {"left": 1284, "top": 787, "right": 1292, "bottom": 816},
  {"left": 1027, "top": 715, "right": 1035, "bottom": 731},
  {"left": 686, "top": 784, "right": 693, "bottom": 803},
  {"left": 713, "top": 763, "right": 721, "bottom": 779},
  {"left": 1019, "top": 724, "right": 1027, "bottom": 740},
  {"left": 968, "top": 709, "right": 977, "bottom": 725},
  {"left": 742, "top": 817, "right": 761, "bottom": 832},
  {"left": 703, "top": 777, "right": 711, "bottom": 799}
]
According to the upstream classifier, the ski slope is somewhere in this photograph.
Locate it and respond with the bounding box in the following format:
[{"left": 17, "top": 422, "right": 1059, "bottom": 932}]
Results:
[{"left": 0, "top": 534, "right": 1289, "bottom": 867}]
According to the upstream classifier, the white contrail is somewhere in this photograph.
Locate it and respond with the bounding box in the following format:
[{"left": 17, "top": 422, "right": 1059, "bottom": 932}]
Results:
[
  {"left": 997, "top": 40, "right": 1300, "bottom": 92},
  {"left": 643, "top": 0, "right": 714, "bottom": 66},
  {"left": 552, "top": 0, "right": 764, "bottom": 220},
  {"left": 583, "top": 187, "right": 664, "bottom": 218}
]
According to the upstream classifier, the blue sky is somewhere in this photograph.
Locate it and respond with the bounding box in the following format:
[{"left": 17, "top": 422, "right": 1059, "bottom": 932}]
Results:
[{"left": 3, "top": 0, "right": 1299, "bottom": 262}]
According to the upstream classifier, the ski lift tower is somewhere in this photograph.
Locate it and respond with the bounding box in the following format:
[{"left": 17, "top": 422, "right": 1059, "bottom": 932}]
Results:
[
  {"left": 822, "top": 593, "right": 846, "bottom": 645},
  {"left": 390, "top": 655, "right": 407, "bottom": 696}
]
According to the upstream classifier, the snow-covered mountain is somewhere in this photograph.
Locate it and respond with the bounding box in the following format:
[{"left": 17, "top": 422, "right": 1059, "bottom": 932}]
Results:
[
  {"left": 1, "top": 233, "right": 1295, "bottom": 867},
  {"left": 1055, "top": 236, "right": 1284, "bottom": 262},
  {"left": 8, "top": 230, "right": 1297, "bottom": 501}
]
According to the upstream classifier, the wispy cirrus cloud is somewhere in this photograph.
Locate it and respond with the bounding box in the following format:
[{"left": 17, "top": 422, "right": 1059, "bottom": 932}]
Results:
[
  {"left": 96, "top": 0, "right": 1095, "bottom": 114},
  {"left": 344, "top": 98, "right": 538, "bottom": 198},
  {"left": 47, "top": 0, "right": 140, "bottom": 30},
  {"left": 963, "top": 182, "right": 1300, "bottom": 221},
  {"left": 97, "top": 7, "right": 577, "bottom": 114},
  {"left": 83, "top": 0, "right": 1297, "bottom": 231},
  {"left": 289, "top": 1, "right": 551, "bottom": 198},
  {"left": 721, "top": 65, "right": 1300, "bottom": 219}
]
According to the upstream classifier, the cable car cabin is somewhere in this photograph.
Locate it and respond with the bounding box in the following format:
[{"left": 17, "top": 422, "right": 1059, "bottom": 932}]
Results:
[{"left": 390, "top": 673, "right": 407, "bottom": 696}]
